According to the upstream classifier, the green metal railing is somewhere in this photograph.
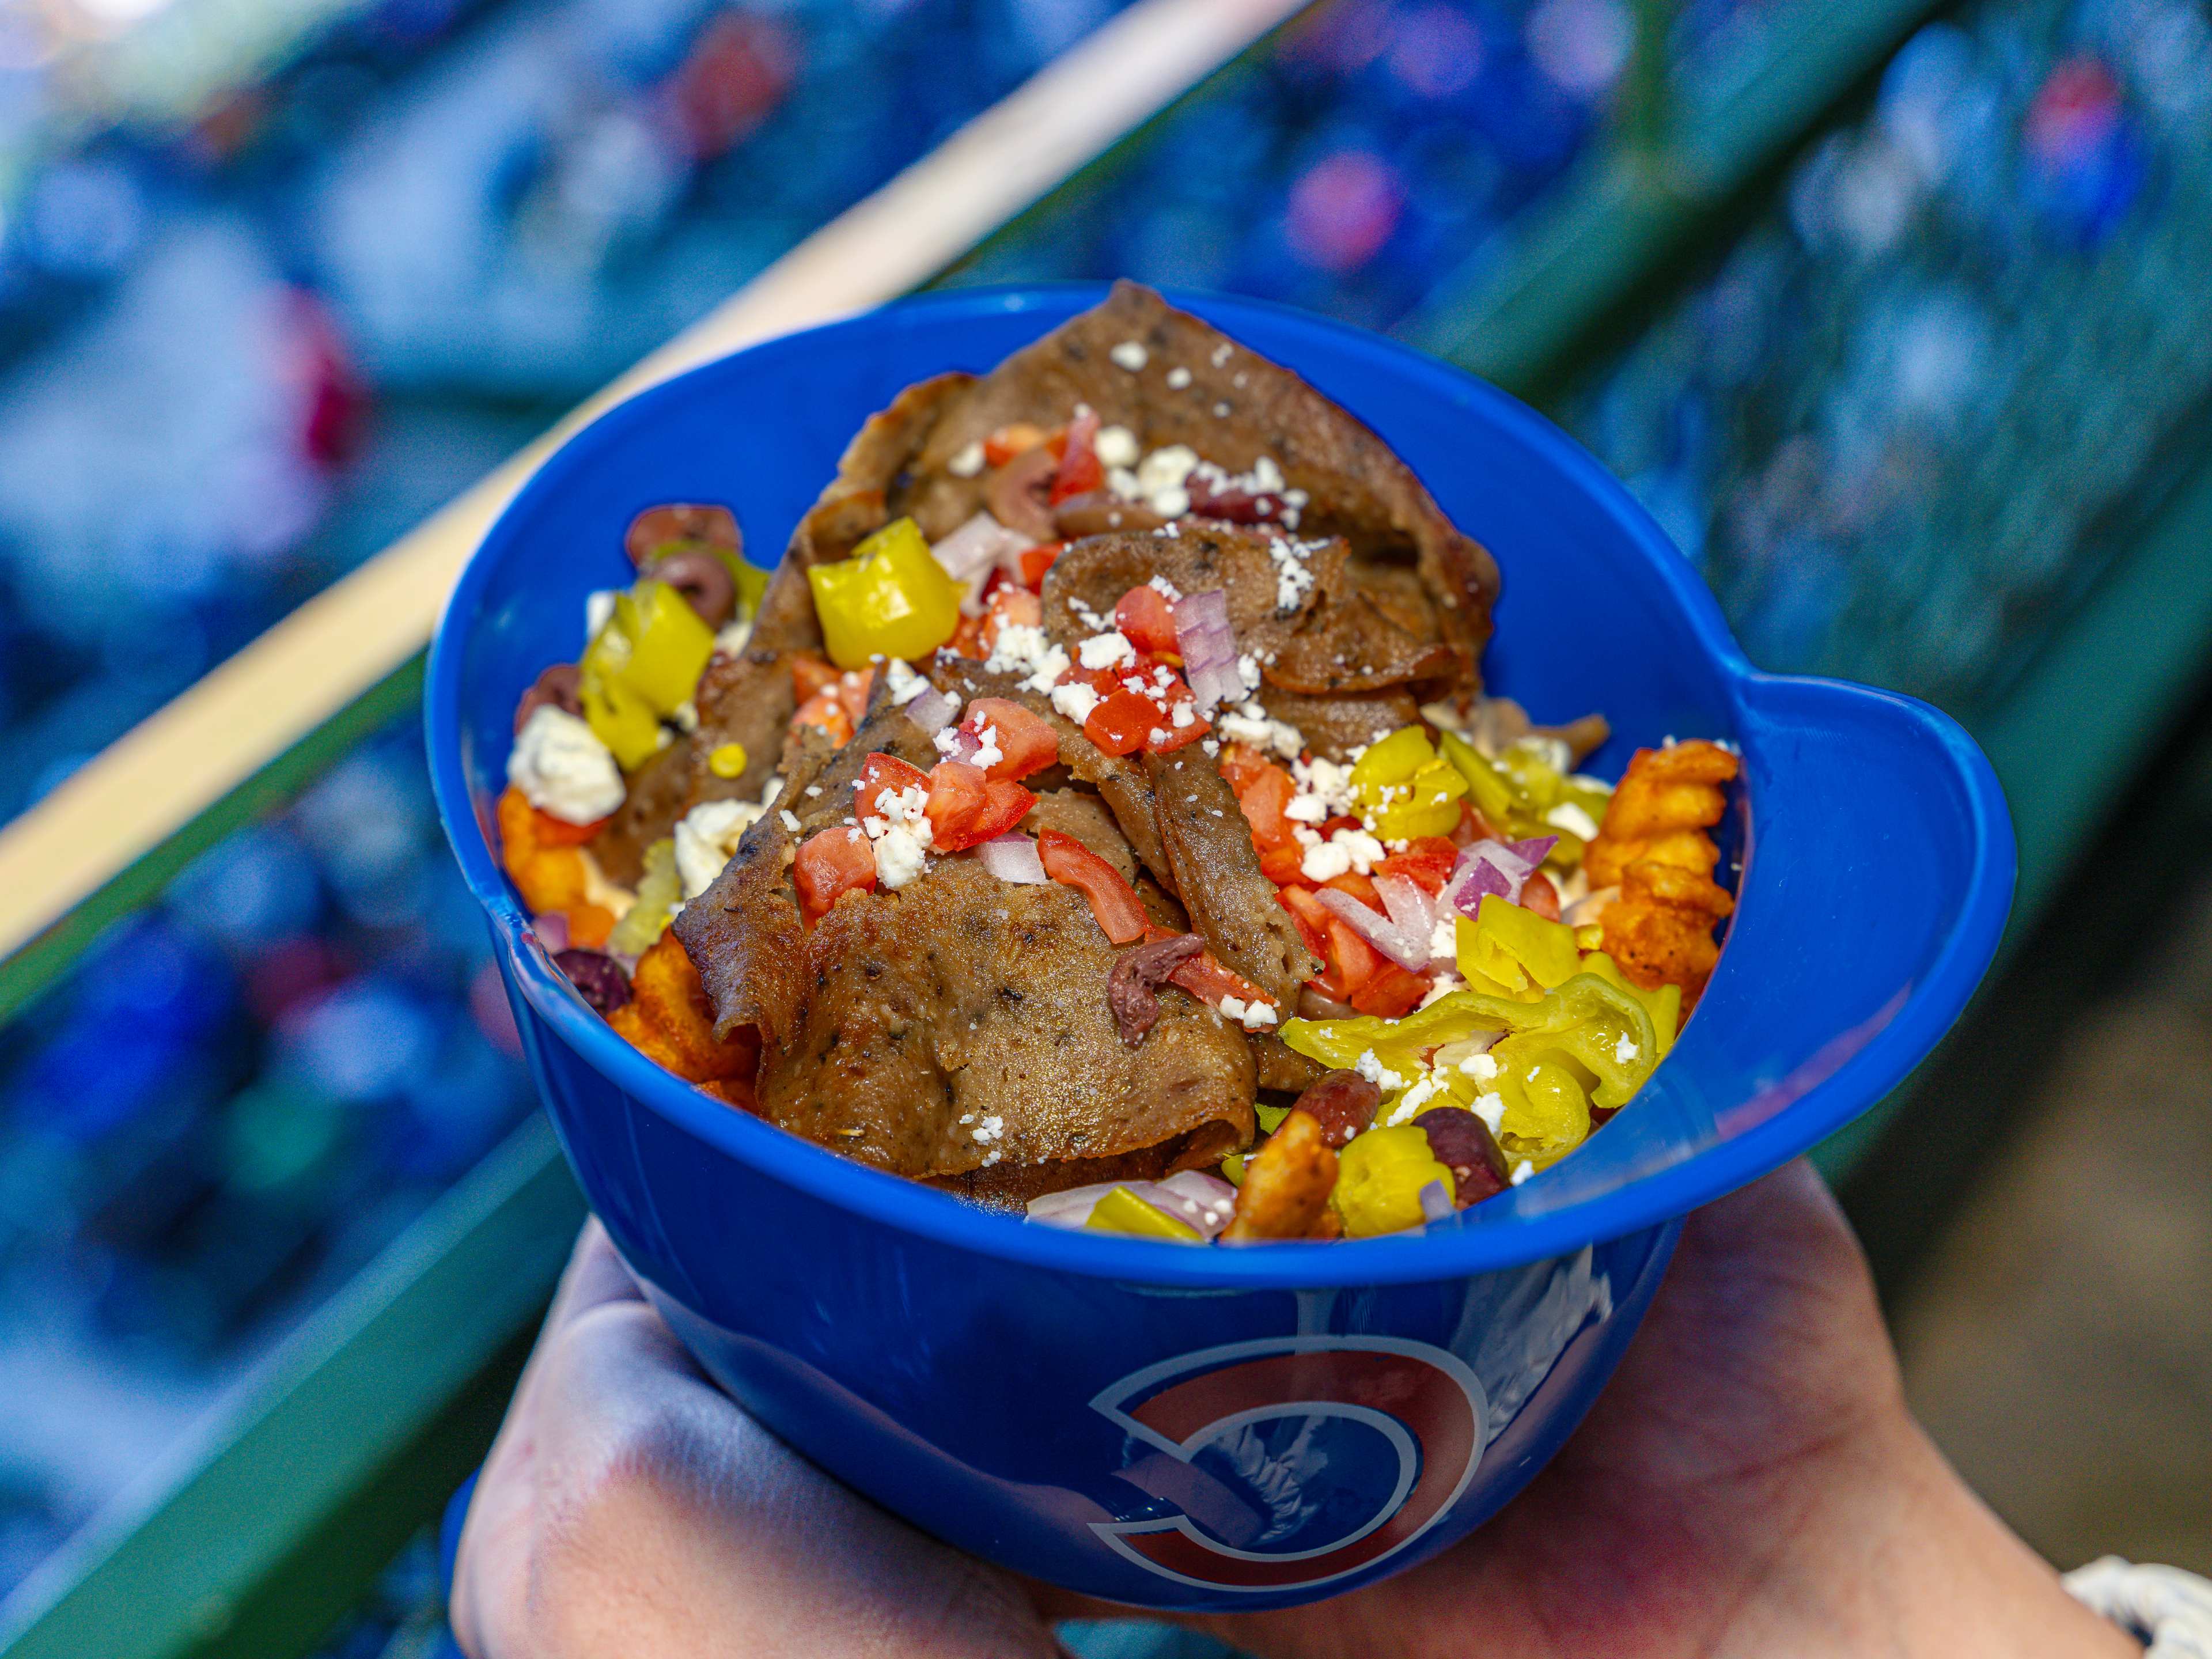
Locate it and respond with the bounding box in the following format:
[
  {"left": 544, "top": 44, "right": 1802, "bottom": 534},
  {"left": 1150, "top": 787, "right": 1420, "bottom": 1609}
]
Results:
[{"left": 7, "top": 0, "right": 2212, "bottom": 1650}]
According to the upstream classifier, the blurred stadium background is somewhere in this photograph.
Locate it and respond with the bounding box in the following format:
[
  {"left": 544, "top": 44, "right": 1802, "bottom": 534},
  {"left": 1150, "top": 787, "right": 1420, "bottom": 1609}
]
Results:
[{"left": 0, "top": 0, "right": 2207, "bottom": 1651}]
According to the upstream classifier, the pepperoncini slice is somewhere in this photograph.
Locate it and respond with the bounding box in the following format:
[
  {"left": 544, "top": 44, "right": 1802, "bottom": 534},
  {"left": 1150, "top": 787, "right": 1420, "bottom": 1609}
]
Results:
[
  {"left": 1283, "top": 974, "right": 1660, "bottom": 1122},
  {"left": 1349, "top": 726, "right": 1468, "bottom": 839},
  {"left": 1577, "top": 950, "right": 1681, "bottom": 1059},
  {"left": 1332, "top": 1124, "right": 1454, "bottom": 1236},
  {"left": 1456, "top": 895, "right": 1582, "bottom": 995},
  {"left": 579, "top": 578, "right": 717, "bottom": 767},
  {"left": 1491, "top": 1058, "right": 1591, "bottom": 1171},
  {"left": 806, "top": 517, "right": 963, "bottom": 669},
  {"left": 607, "top": 838, "right": 681, "bottom": 957},
  {"left": 1085, "top": 1185, "right": 1203, "bottom": 1241}
]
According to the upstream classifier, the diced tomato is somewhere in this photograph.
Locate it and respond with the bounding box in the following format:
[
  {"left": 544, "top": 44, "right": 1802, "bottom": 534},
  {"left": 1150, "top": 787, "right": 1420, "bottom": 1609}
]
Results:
[
  {"left": 1019, "top": 543, "right": 1062, "bottom": 589},
  {"left": 854, "top": 752, "right": 931, "bottom": 824},
  {"left": 1082, "top": 688, "right": 1161, "bottom": 757},
  {"left": 1234, "top": 763, "right": 1297, "bottom": 849},
  {"left": 1166, "top": 950, "right": 1275, "bottom": 1015},
  {"left": 1037, "top": 828, "right": 1149, "bottom": 944},
  {"left": 1350, "top": 964, "right": 1429, "bottom": 1018},
  {"left": 1113, "top": 584, "right": 1179, "bottom": 656},
  {"left": 1051, "top": 407, "right": 1103, "bottom": 505},
  {"left": 793, "top": 686, "right": 854, "bottom": 746},
  {"left": 1324, "top": 871, "right": 1382, "bottom": 912},
  {"left": 1260, "top": 843, "right": 1308, "bottom": 886},
  {"left": 1452, "top": 799, "right": 1503, "bottom": 849},
  {"left": 1319, "top": 814, "right": 1364, "bottom": 839},
  {"left": 1376, "top": 837, "right": 1457, "bottom": 896},
  {"left": 791, "top": 654, "right": 840, "bottom": 702},
  {"left": 529, "top": 806, "right": 608, "bottom": 848},
  {"left": 1147, "top": 707, "right": 1212, "bottom": 753},
  {"left": 1277, "top": 886, "right": 1330, "bottom": 957},
  {"left": 794, "top": 827, "right": 876, "bottom": 923},
  {"left": 960, "top": 697, "right": 1059, "bottom": 781},
  {"left": 979, "top": 586, "right": 1043, "bottom": 656},
  {"left": 983, "top": 423, "right": 1048, "bottom": 468},
  {"left": 946, "top": 611, "right": 988, "bottom": 658},
  {"left": 1216, "top": 742, "right": 1274, "bottom": 796},
  {"left": 925, "top": 763, "right": 1037, "bottom": 851},
  {"left": 1521, "top": 870, "right": 1560, "bottom": 921},
  {"left": 1279, "top": 884, "right": 1389, "bottom": 1003}
]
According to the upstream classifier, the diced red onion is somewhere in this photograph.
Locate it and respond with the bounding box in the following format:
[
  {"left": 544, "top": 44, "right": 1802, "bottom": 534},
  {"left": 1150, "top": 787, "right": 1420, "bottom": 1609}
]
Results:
[
  {"left": 532, "top": 912, "right": 570, "bottom": 953},
  {"left": 937, "top": 722, "right": 984, "bottom": 767},
  {"left": 1315, "top": 885, "right": 1431, "bottom": 971},
  {"left": 976, "top": 832, "right": 1048, "bottom": 885},
  {"left": 931, "top": 512, "right": 1031, "bottom": 584},
  {"left": 1171, "top": 587, "right": 1244, "bottom": 711},
  {"left": 1024, "top": 1171, "right": 1237, "bottom": 1240},
  {"left": 1445, "top": 836, "right": 1560, "bottom": 916},
  {"left": 1373, "top": 873, "right": 1438, "bottom": 953},
  {"left": 904, "top": 685, "right": 959, "bottom": 736}
]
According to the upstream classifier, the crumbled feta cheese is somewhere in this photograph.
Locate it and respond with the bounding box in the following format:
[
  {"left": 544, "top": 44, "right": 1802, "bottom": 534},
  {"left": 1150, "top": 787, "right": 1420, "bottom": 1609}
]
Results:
[
  {"left": 1105, "top": 466, "right": 1142, "bottom": 501},
  {"left": 1430, "top": 913, "right": 1459, "bottom": 961},
  {"left": 984, "top": 623, "right": 1072, "bottom": 692},
  {"left": 1147, "top": 572, "right": 1183, "bottom": 601},
  {"left": 1289, "top": 755, "right": 1358, "bottom": 816},
  {"left": 1472, "top": 1092, "right": 1506, "bottom": 1132},
  {"left": 1109, "top": 340, "right": 1148, "bottom": 370},
  {"left": 1078, "top": 631, "right": 1138, "bottom": 671},
  {"left": 779, "top": 809, "right": 802, "bottom": 832},
  {"left": 947, "top": 440, "right": 986, "bottom": 477},
  {"left": 971, "top": 724, "right": 1003, "bottom": 771},
  {"left": 1264, "top": 535, "right": 1320, "bottom": 612},
  {"left": 884, "top": 657, "right": 933, "bottom": 704},
  {"left": 674, "top": 798, "right": 766, "bottom": 897},
  {"left": 714, "top": 616, "right": 753, "bottom": 658},
  {"left": 1201, "top": 738, "right": 1219, "bottom": 757},
  {"left": 1210, "top": 343, "right": 1233, "bottom": 367},
  {"left": 972, "top": 1113, "right": 1005, "bottom": 1144},
  {"left": 1354, "top": 1049, "right": 1408, "bottom": 1092},
  {"left": 1214, "top": 401, "right": 1232, "bottom": 418},
  {"left": 870, "top": 821, "right": 930, "bottom": 889},
  {"left": 509, "top": 706, "right": 626, "bottom": 824},
  {"left": 1151, "top": 486, "right": 1191, "bottom": 517},
  {"left": 1418, "top": 972, "right": 1464, "bottom": 1009},
  {"left": 1050, "top": 681, "right": 1101, "bottom": 723},
  {"left": 1170, "top": 702, "right": 1196, "bottom": 729},
  {"left": 982, "top": 1149, "right": 1003, "bottom": 1166},
  {"left": 585, "top": 589, "right": 620, "bottom": 642},
  {"left": 804, "top": 785, "right": 822, "bottom": 797},
  {"left": 1214, "top": 995, "right": 1280, "bottom": 1031},
  {"left": 1283, "top": 792, "right": 1330, "bottom": 825},
  {"left": 1460, "top": 1051, "right": 1500, "bottom": 1081},
  {"left": 1166, "top": 366, "right": 1192, "bottom": 389},
  {"left": 1136, "top": 445, "right": 1199, "bottom": 496},
  {"left": 1251, "top": 456, "right": 1285, "bottom": 493},
  {"left": 1511, "top": 1160, "right": 1535, "bottom": 1187},
  {"left": 1615, "top": 1036, "right": 1641, "bottom": 1063},
  {"left": 1300, "top": 840, "right": 1353, "bottom": 881},
  {"left": 1095, "top": 424, "right": 1139, "bottom": 468},
  {"left": 1217, "top": 700, "right": 1304, "bottom": 760},
  {"left": 1545, "top": 801, "right": 1603, "bottom": 840},
  {"left": 1236, "top": 652, "right": 1263, "bottom": 694}
]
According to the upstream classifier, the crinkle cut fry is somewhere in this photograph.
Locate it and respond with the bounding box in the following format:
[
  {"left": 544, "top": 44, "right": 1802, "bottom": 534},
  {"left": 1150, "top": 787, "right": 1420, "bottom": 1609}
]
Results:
[
  {"left": 611, "top": 931, "right": 760, "bottom": 1086},
  {"left": 1224, "top": 1111, "right": 1340, "bottom": 1241},
  {"left": 1588, "top": 740, "right": 1741, "bottom": 1006}
]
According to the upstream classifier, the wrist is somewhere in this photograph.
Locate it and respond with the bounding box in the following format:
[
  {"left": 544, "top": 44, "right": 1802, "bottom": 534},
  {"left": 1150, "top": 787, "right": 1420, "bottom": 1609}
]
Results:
[{"left": 1730, "top": 1411, "right": 2137, "bottom": 1659}]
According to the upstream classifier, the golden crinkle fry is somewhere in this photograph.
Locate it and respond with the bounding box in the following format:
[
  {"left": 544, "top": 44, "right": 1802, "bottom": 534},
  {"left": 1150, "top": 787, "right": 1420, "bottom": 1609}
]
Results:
[
  {"left": 1224, "top": 1111, "right": 1341, "bottom": 1241},
  {"left": 1586, "top": 741, "right": 1741, "bottom": 1006},
  {"left": 609, "top": 931, "right": 760, "bottom": 1097},
  {"left": 497, "top": 787, "right": 615, "bottom": 948}
]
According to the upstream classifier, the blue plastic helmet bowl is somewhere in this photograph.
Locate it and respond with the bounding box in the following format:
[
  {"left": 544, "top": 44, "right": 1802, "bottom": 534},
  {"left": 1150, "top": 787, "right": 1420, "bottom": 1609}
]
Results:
[{"left": 426, "top": 286, "right": 2013, "bottom": 1612}]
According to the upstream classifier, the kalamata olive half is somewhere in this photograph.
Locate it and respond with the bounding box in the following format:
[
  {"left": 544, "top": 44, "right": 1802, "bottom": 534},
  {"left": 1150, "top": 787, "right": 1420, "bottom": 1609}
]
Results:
[
  {"left": 1287, "top": 1069, "right": 1383, "bottom": 1147},
  {"left": 1053, "top": 492, "right": 1169, "bottom": 539},
  {"left": 626, "top": 502, "right": 740, "bottom": 568},
  {"left": 515, "top": 663, "right": 584, "bottom": 733},
  {"left": 643, "top": 550, "right": 737, "bottom": 629},
  {"left": 555, "top": 949, "right": 631, "bottom": 1015},
  {"left": 985, "top": 446, "right": 1058, "bottom": 543},
  {"left": 1412, "top": 1107, "right": 1510, "bottom": 1206}
]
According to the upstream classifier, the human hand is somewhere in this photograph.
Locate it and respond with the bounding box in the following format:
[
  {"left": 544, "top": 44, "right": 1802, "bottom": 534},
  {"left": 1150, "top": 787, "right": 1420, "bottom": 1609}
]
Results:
[
  {"left": 448, "top": 1220, "right": 1060, "bottom": 1658},
  {"left": 453, "top": 1163, "right": 2133, "bottom": 1659}
]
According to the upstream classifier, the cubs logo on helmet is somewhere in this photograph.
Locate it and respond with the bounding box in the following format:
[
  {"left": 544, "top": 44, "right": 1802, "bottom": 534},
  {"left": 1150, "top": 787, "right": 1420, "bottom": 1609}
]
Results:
[{"left": 1090, "top": 1335, "right": 1488, "bottom": 1593}]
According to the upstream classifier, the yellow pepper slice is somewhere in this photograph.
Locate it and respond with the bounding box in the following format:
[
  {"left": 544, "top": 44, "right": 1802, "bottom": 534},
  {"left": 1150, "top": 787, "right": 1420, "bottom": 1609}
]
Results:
[
  {"left": 1086, "top": 1185, "right": 1203, "bottom": 1241},
  {"left": 1491, "top": 1058, "right": 1591, "bottom": 1171},
  {"left": 579, "top": 579, "right": 717, "bottom": 767},
  {"left": 1333, "top": 1124, "right": 1455, "bottom": 1236},
  {"left": 1350, "top": 726, "right": 1468, "bottom": 839},
  {"left": 1457, "top": 895, "right": 1582, "bottom": 995},
  {"left": 806, "top": 517, "right": 963, "bottom": 669}
]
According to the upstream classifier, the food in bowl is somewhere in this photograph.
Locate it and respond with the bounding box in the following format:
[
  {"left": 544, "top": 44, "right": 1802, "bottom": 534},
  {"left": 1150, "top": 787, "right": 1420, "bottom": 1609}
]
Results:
[{"left": 494, "top": 282, "right": 1740, "bottom": 1243}]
